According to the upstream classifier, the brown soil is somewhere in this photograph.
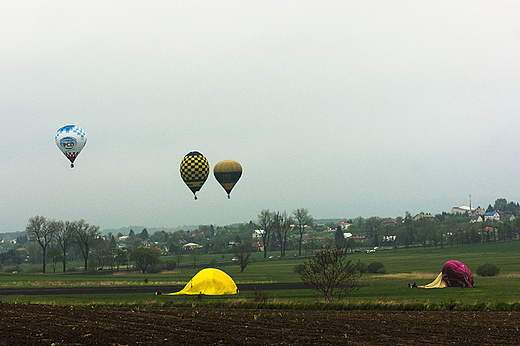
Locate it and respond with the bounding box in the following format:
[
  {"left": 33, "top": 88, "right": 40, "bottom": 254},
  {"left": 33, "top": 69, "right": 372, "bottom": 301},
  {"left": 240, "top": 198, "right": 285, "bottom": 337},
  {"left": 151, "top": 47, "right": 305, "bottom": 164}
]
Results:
[{"left": 0, "top": 303, "right": 519, "bottom": 345}]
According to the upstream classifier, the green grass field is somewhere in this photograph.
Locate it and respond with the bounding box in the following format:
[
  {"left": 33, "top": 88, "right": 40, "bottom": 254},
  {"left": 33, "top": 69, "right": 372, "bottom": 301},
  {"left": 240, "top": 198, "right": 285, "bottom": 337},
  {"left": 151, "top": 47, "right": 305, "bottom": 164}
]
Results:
[{"left": 1, "top": 241, "right": 519, "bottom": 310}]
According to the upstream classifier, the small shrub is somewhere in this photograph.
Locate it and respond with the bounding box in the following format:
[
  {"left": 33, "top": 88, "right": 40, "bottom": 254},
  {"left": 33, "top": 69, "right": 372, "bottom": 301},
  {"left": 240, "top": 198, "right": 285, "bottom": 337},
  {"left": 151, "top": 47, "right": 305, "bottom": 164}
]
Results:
[
  {"left": 147, "top": 264, "right": 161, "bottom": 274},
  {"left": 477, "top": 263, "right": 500, "bottom": 277},
  {"left": 161, "top": 260, "right": 177, "bottom": 271},
  {"left": 253, "top": 291, "right": 268, "bottom": 303},
  {"left": 367, "top": 262, "right": 386, "bottom": 274},
  {"left": 26, "top": 266, "right": 42, "bottom": 273},
  {"left": 293, "top": 264, "right": 304, "bottom": 273},
  {"left": 357, "top": 262, "right": 367, "bottom": 274},
  {"left": 4, "top": 266, "right": 22, "bottom": 273}
]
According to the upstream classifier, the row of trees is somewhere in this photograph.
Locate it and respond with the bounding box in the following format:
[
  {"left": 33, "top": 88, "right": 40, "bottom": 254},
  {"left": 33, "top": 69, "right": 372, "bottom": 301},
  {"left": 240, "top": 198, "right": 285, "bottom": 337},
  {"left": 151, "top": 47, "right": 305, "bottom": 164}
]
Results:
[
  {"left": 229, "top": 208, "right": 314, "bottom": 273},
  {"left": 256, "top": 208, "right": 314, "bottom": 259},
  {"left": 343, "top": 212, "right": 520, "bottom": 249},
  {"left": 25, "top": 216, "right": 100, "bottom": 273}
]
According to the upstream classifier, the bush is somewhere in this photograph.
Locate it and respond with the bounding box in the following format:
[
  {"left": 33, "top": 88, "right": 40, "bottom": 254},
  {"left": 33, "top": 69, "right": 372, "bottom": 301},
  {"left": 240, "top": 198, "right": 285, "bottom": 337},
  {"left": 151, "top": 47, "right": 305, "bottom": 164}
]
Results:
[
  {"left": 253, "top": 291, "right": 268, "bottom": 303},
  {"left": 477, "top": 263, "right": 500, "bottom": 277},
  {"left": 146, "top": 264, "right": 161, "bottom": 274},
  {"left": 4, "top": 265, "right": 22, "bottom": 273},
  {"left": 357, "top": 262, "right": 367, "bottom": 274},
  {"left": 293, "top": 264, "right": 304, "bottom": 273},
  {"left": 298, "top": 245, "right": 362, "bottom": 302},
  {"left": 26, "top": 266, "right": 43, "bottom": 273},
  {"left": 367, "top": 262, "right": 386, "bottom": 274},
  {"left": 161, "top": 259, "right": 177, "bottom": 271}
]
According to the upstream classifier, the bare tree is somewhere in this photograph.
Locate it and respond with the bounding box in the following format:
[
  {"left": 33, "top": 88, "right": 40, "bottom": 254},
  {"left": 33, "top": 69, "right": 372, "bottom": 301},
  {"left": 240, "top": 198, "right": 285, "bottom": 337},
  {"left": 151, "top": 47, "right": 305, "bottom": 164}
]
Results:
[
  {"left": 257, "top": 209, "right": 274, "bottom": 259},
  {"left": 233, "top": 242, "right": 253, "bottom": 272},
  {"left": 53, "top": 220, "right": 76, "bottom": 272},
  {"left": 298, "top": 245, "right": 361, "bottom": 302},
  {"left": 293, "top": 208, "right": 314, "bottom": 256},
  {"left": 189, "top": 248, "right": 200, "bottom": 268},
  {"left": 114, "top": 249, "right": 127, "bottom": 272},
  {"left": 273, "top": 211, "right": 293, "bottom": 257},
  {"left": 74, "top": 219, "right": 101, "bottom": 271},
  {"left": 174, "top": 247, "right": 184, "bottom": 268},
  {"left": 26, "top": 216, "right": 56, "bottom": 273}
]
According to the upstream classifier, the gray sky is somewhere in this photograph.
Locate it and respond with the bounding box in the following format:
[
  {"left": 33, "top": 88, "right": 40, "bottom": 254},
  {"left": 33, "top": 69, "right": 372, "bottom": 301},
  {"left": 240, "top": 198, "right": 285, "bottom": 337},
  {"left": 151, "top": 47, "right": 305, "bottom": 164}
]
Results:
[{"left": 1, "top": 1, "right": 519, "bottom": 233}]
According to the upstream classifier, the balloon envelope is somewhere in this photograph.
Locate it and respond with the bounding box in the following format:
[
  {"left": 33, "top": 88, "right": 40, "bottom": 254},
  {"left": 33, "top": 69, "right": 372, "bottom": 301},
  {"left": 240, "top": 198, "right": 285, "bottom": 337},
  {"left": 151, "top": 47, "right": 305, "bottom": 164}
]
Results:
[
  {"left": 180, "top": 151, "right": 209, "bottom": 199},
  {"left": 213, "top": 160, "right": 242, "bottom": 198},
  {"left": 167, "top": 268, "right": 238, "bottom": 295},
  {"left": 55, "top": 125, "right": 87, "bottom": 168},
  {"left": 442, "top": 260, "right": 474, "bottom": 288}
]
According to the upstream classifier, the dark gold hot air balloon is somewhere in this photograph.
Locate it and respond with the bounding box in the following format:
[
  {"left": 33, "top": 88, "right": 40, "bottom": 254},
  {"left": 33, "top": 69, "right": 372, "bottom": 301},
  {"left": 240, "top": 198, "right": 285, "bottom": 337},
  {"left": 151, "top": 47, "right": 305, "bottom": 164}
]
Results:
[
  {"left": 180, "top": 151, "right": 209, "bottom": 199},
  {"left": 214, "top": 160, "right": 242, "bottom": 199}
]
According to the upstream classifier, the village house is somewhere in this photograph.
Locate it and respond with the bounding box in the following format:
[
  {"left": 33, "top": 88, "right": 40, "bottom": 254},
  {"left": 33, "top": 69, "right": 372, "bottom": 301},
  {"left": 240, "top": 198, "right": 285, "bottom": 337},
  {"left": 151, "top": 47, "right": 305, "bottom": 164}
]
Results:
[
  {"left": 337, "top": 220, "right": 352, "bottom": 230},
  {"left": 413, "top": 213, "right": 435, "bottom": 221},
  {"left": 498, "top": 211, "right": 516, "bottom": 222},
  {"left": 252, "top": 241, "right": 264, "bottom": 252},
  {"left": 382, "top": 218, "right": 397, "bottom": 226},
  {"left": 182, "top": 242, "right": 200, "bottom": 250},
  {"left": 484, "top": 211, "right": 500, "bottom": 222}
]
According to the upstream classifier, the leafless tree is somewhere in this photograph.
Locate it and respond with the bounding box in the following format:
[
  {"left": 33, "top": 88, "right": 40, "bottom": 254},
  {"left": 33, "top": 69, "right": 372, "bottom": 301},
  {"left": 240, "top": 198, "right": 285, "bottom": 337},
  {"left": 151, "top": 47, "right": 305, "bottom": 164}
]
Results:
[
  {"left": 293, "top": 208, "right": 314, "bottom": 256},
  {"left": 26, "top": 216, "right": 55, "bottom": 274},
  {"left": 273, "top": 211, "right": 293, "bottom": 257},
  {"left": 74, "top": 219, "right": 101, "bottom": 271},
  {"left": 298, "top": 245, "right": 361, "bottom": 302},
  {"left": 174, "top": 248, "right": 184, "bottom": 268},
  {"left": 257, "top": 209, "right": 274, "bottom": 259},
  {"left": 233, "top": 242, "right": 253, "bottom": 272},
  {"left": 53, "top": 220, "right": 76, "bottom": 272},
  {"left": 189, "top": 248, "right": 200, "bottom": 268}
]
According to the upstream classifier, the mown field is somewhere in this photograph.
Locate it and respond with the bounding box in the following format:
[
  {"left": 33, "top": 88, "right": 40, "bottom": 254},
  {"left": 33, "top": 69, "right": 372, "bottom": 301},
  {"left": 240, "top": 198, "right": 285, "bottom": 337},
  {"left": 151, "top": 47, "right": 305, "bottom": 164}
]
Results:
[{"left": 1, "top": 241, "right": 519, "bottom": 309}]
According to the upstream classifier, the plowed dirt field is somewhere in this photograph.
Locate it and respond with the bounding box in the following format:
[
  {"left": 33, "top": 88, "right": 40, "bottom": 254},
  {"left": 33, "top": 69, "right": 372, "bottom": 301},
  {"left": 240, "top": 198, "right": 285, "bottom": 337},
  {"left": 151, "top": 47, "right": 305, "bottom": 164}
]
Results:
[{"left": 0, "top": 303, "right": 519, "bottom": 345}]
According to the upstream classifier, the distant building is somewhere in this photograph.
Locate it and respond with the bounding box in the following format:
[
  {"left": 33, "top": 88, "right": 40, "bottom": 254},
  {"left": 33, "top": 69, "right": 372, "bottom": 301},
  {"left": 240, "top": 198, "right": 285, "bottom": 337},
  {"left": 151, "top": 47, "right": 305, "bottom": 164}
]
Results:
[
  {"left": 382, "top": 235, "right": 396, "bottom": 242},
  {"left": 382, "top": 218, "right": 397, "bottom": 226},
  {"left": 252, "top": 241, "right": 264, "bottom": 252},
  {"left": 351, "top": 234, "right": 365, "bottom": 241},
  {"left": 451, "top": 205, "right": 485, "bottom": 216},
  {"left": 470, "top": 215, "right": 484, "bottom": 223},
  {"left": 182, "top": 242, "right": 200, "bottom": 250},
  {"left": 484, "top": 211, "right": 500, "bottom": 222},
  {"left": 498, "top": 211, "right": 516, "bottom": 222},
  {"left": 253, "top": 230, "right": 264, "bottom": 238},
  {"left": 414, "top": 213, "right": 435, "bottom": 221},
  {"left": 337, "top": 221, "right": 352, "bottom": 230}
]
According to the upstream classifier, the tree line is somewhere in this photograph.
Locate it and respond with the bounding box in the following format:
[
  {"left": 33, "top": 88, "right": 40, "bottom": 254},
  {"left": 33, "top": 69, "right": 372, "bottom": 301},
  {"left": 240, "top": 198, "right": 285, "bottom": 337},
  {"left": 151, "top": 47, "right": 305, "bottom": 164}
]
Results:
[
  {"left": 344, "top": 211, "right": 520, "bottom": 250},
  {"left": 25, "top": 216, "right": 101, "bottom": 273}
]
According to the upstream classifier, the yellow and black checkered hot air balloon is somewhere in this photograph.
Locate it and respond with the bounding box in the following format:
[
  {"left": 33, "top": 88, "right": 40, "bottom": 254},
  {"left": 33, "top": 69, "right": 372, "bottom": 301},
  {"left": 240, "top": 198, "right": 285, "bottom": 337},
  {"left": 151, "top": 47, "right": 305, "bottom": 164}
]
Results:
[
  {"left": 213, "top": 160, "right": 242, "bottom": 199},
  {"left": 180, "top": 151, "right": 209, "bottom": 199}
]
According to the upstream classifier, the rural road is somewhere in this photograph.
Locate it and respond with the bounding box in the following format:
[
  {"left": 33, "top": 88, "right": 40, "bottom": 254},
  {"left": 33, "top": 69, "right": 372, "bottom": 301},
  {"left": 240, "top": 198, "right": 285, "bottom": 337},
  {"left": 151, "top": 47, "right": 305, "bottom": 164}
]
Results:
[{"left": 0, "top": 282, "right": 309, "bottom": 296}]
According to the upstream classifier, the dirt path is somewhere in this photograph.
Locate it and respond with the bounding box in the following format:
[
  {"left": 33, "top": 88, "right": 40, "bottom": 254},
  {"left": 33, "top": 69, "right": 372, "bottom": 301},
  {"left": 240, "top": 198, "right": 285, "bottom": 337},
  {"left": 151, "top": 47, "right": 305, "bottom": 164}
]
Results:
[
  {"left": 0, "top": 282, "right": 308, "bottom": 296},
  {"left": 0, "top": 303, "right": 519, "bottom": 345}
]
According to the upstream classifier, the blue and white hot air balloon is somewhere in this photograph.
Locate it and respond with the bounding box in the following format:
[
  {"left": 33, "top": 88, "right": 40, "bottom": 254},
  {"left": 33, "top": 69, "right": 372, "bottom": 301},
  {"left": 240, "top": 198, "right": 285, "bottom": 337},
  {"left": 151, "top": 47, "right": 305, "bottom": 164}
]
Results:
[{"left": 55, "top": 125, "right": 87, "bottom": 168}]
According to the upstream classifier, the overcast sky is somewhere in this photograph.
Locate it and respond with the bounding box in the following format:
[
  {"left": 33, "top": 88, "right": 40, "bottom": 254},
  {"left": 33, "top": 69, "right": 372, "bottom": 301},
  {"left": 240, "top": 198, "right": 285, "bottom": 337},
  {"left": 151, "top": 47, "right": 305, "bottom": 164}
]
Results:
[{"left": 1, "top": 1, "right": 519, "bottom": 233}]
